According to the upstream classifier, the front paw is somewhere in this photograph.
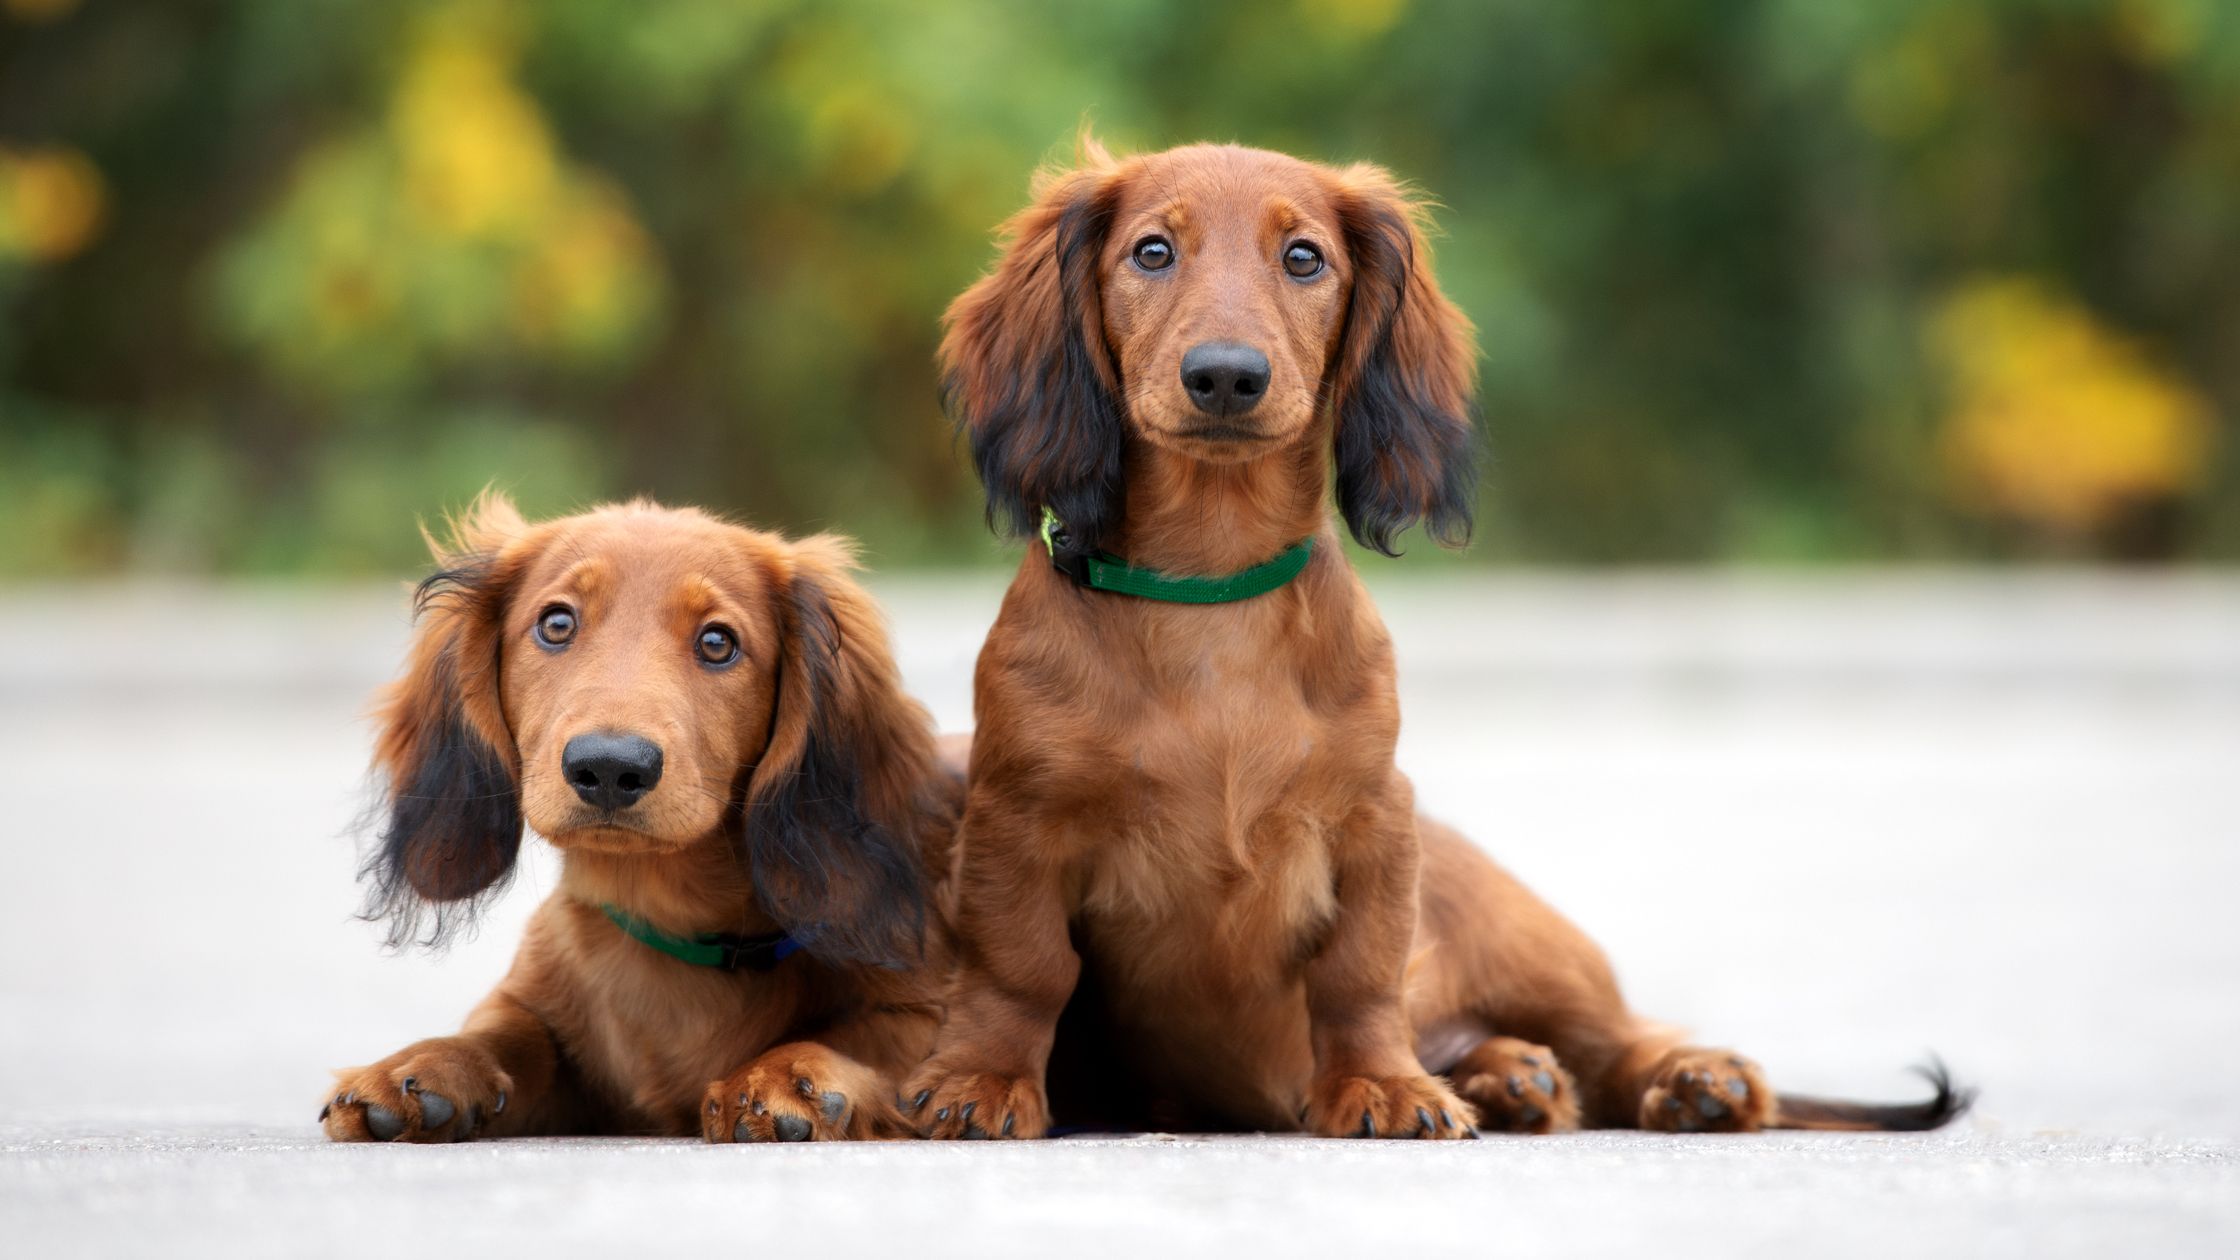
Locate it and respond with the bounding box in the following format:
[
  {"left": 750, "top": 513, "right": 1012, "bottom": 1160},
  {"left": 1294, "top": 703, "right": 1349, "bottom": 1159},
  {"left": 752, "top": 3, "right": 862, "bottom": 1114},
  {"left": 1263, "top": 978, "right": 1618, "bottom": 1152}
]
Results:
[
  {"left": 704, "top": 1044, "right": 895, "bottom": 1143},
  {"left": 322, "top": 1038, "right": 510, "bottom": 1143},
  {"left": 900, "top": 1065, "right": 1047, "bottom": 1140},
  {"left": 1305, "top": 1070, "right": 1476, "bottom": 1140},
  {"left": 1640, "top": 1048, "right": 1773, "bottom": 1133}
]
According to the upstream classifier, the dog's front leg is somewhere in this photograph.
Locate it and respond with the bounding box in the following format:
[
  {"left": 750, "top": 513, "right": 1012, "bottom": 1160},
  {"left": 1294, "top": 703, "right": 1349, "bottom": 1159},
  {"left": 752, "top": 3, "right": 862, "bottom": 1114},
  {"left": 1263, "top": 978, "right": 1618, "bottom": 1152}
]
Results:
[
  {"left": 1302, "top": 782, "right": 1475, "bottom": 1139},
  {"left": 702, "top": 1038, "right": 911, "bottom": 1143},
  {"left": 902, "top": 799, "right": 1078, "bottom": 1140},
  {"left": 702, "top": 973, "right": 942, "bottom": 1144},
  {"left": 320, "top": 988, "right": 564, "bottom": 1142}
]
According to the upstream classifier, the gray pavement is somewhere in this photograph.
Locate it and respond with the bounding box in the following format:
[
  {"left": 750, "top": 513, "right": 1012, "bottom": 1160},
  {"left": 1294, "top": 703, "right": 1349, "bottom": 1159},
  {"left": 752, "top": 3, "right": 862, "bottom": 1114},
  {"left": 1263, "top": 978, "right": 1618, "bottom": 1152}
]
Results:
[{"left": 3, "top": 572, "right": 2237, "bottom": 1256}]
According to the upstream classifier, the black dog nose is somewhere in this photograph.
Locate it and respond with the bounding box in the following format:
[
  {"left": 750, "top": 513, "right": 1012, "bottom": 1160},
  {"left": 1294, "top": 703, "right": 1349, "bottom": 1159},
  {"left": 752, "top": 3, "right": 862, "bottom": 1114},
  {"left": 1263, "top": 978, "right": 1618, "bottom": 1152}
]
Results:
[
  {"left": 1180, "top": 342, "right": 1271, "bottom": 416},
  {"left": 562, "top": 732, "right": 664, "bottom": 811}
]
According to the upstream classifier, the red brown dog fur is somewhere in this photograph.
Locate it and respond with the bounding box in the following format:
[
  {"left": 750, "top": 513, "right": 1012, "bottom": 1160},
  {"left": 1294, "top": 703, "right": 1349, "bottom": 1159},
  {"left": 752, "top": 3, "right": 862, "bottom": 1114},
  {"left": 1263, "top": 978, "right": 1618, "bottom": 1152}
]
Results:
[
  {"left": 908, "top": 139, "right": 1968, "bottom": 1139},
  {"left": 321, "top": 496, "right": 957, "bottom": 1143}
]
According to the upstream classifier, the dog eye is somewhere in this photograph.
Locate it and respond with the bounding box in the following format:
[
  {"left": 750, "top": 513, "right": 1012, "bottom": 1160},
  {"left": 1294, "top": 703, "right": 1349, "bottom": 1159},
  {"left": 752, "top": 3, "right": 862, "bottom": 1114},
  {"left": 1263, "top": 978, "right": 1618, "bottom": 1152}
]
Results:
[
  {"left": 1132, "top": 236, "right": 1174, "bottom": 271},
  {"left": 534, "top": 606, "right": 577, "bottom": 649},
  {"left": 1283, "top": 241, "right": 1324, "bottom": 279},
  {"left": 695, "top": 625, "right": 741, "bottom": 667}
]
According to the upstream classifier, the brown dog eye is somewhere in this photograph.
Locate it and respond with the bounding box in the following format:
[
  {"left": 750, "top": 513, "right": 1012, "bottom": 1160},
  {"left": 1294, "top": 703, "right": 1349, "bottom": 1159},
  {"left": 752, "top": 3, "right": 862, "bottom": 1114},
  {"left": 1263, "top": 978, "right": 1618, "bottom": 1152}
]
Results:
[
  {"left": 1283, "top": 241, "right": 1324, "bottom": 278},
  {"left": 534, "top": 606, "right": 577, "bottom": 649},
  {"left": 696, "top": 625, "right": 740, "bottom": 667},
  {"left": 1132, "top": 236, "right": 1174, "bottom": 271}
]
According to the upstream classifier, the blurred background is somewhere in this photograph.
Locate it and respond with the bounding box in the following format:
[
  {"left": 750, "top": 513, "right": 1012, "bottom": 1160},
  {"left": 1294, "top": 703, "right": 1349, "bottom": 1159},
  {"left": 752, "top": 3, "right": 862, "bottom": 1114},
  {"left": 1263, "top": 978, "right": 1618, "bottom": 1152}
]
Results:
[{"left": 2, "top": 0, "right": 2236, "bottom": 574}]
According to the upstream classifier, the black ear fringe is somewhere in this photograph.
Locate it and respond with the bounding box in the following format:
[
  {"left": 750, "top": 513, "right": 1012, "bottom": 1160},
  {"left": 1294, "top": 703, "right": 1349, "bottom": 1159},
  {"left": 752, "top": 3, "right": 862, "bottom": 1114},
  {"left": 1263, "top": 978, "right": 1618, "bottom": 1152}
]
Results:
[
  {"left": 1333, "top": 204, "right": 1479, "bottom": 557},
  {"left": 356, "top": 699, "right": 523, "bottom": 950},
  {"left": 743, "top": 581, "right": 930, "bottom": 969},
  {"left": 411, "top": 558, "right": 496, "bottom": 617},
  {"left": 356, "top": 558, "right": 524, "bottom": 950},
  {"left": 1333, "top": 351, "right": 1480, "bottom": 557},
  {"left": 951, "top": 186, "right": 1127, "bottom": 555}
]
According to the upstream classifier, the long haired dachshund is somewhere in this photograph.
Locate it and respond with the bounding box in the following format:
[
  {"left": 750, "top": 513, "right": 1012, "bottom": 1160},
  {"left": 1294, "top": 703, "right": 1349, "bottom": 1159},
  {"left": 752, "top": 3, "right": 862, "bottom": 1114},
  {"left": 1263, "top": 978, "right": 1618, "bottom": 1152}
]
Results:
[
  {"left": 907, "top": 140, "right": 1967, "bottom": 1139},
  {"left": 320, "top": 495, "right": 956, "bottom": 1143}
]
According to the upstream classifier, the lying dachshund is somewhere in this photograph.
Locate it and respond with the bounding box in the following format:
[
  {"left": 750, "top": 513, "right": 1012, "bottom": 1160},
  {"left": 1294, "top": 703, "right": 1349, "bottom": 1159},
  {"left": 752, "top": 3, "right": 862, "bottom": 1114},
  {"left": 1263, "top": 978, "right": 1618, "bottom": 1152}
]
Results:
[
  {"left": 321, "top": 495, "right": 957, "bottom": 1143},
  {"left": 908, "top": 138, "right": 1968, "bottom": 1138}
]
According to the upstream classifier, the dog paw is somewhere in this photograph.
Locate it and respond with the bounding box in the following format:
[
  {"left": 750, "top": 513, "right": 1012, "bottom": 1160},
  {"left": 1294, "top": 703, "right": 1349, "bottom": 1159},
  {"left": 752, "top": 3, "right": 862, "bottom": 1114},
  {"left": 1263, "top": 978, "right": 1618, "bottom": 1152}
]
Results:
[
  {"left": 1450, "top": 1037, "right": 1580, "bottom": 1135},
  {"left": 322, "top": 1038, "right": 510, "bottom": 1143},
  {"left": 901, "top": 1066, "right": 1047, "bottom": 1140},
  {"left": 704, "top": 1043, "right": 893, "bottom": 1143},
  {"left": 1304, "top": 1070, "right": 1476, "bottom": 1139},
  {"left": 1640, "top": 1048, "right": 1772, "bottom": 1133}
]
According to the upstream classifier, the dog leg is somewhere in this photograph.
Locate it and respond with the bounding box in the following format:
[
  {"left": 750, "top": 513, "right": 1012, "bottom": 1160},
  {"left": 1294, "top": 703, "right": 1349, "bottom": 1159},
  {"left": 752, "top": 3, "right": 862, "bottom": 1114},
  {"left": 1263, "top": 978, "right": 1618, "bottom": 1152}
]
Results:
[
  {"left": 1448, "top": 1036, "right": 1582, "bottom": 1135},
  {"left": 1410, "top": 820, "right": 1968, "bottom": 1134},
  {"left": 1594, "top": 1034, "right": 1969, "bottom": 1132},
  {"left": 1636, "top": 1047, "right": 1775, "bottom": 1132},
  {"left": 704, "top": 987, "right": 939, "bottom": 1144},
  {"left": 1583, "top": 1033, "right": 1774, "bottom": 1133},
  {"left": 904, "top": 803, "right": 1077, "bottom": 1140},
  {"left": 1302, "top": 787, "right": 1474, "bottom": 1140},
  {"left": 321, "top": 991, "right": 559, "bottom": 1143},
  {"left": 702, "top": 1041, "right": 904, "bottom": 1143}
]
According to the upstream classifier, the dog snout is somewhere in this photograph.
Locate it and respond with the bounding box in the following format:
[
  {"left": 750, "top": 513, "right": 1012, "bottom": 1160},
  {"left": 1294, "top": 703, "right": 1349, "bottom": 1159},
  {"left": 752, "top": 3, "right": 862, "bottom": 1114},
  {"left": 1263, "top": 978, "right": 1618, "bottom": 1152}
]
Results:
[
  {"left": 562, "top": 731, "right": 665, "bottom": 811},
  {"left": 1180, "top": 341, "right": 1270, "bottom": 417}
]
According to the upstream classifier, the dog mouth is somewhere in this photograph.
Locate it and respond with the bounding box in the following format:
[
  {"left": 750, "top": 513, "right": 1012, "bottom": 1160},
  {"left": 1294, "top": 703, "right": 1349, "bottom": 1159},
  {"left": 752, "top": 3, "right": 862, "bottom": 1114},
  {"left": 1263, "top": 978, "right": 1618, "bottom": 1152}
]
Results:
[
  {"left": 1182, "top": 423, "right": 1266, "bottom": 441},
  {"left": 534, "top": 803, "right": 692, "bottom": 852},
  {"left": 1166, "top": 420, "right": 1277, "bottom": 446},
  {"left": 542, "top": 819, "right": 694, "bottom": 855}
]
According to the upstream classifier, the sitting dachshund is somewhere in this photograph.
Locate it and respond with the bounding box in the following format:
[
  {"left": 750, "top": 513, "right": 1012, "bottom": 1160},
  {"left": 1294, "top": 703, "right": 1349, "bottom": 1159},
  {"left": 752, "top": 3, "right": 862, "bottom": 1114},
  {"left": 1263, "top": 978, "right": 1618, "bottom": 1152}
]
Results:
[
  {"left": 320, "top": 495, "right": 957, "bottom": 1143},
  {"left": 906, "top": 139, "right": 1968, "bottom": 1138}
]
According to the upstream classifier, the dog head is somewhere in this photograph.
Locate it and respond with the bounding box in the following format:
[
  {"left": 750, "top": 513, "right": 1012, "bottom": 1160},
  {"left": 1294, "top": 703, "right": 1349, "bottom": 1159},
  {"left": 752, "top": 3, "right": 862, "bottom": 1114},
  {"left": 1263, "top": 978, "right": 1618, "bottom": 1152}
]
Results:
[
  {"left": 942, "top": 138, "right": 1478, "bottom": 556},
  {"left": 361, "top": 494, "right": 934, "bottom": 966}
]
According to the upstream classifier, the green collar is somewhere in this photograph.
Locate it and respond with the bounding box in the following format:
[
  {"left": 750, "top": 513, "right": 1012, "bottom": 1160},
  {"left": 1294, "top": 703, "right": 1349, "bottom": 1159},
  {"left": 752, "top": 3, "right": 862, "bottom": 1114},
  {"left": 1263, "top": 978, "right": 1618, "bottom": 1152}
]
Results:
[
  {"left": 600, "top": 903, "right": 802, "bottom": 971},
  {"left": 1040, "top": 508, "right": 1314, "bottom": 604}
]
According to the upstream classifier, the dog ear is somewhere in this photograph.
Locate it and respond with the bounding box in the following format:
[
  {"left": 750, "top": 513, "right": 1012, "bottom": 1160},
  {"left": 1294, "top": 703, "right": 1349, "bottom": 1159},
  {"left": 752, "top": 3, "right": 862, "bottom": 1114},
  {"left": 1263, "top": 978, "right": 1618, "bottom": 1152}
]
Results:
[
  {"left": 1326, "top": 165, "right": 1480, "bottom": 556},
  {"left": 940, "top": 145, "right": 1127, "bottom": 555},
  {"left": 742, "top": 536, "right": 940, "bottom": 968},
  {"left": 359, "top": 492, "right": 529, "bottom": 948}
]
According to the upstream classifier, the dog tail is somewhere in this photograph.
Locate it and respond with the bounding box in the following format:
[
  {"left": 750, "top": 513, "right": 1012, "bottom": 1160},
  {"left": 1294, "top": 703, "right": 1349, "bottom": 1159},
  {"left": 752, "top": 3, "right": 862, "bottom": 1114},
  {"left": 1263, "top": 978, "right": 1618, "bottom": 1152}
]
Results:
[{"left": 1771, "top": 1056, "right": 1976, "bottom": 1132}]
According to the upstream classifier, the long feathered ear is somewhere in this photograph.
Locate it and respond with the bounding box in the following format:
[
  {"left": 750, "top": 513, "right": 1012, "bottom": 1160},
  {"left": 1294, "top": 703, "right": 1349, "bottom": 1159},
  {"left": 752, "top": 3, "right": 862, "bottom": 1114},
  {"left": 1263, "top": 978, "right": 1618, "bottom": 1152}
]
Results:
[
  {"left": 742, "top": 536, "right": 940, "bottom": 968},
  {"left": 940, "top": 146, "right": 1127, "bottom": 555},
  {"left": 1326, "top": 165, "right": 1480, "bottom": 556},
  {"left": 359, "top": 492, "right": 529, "bottom": 948}
]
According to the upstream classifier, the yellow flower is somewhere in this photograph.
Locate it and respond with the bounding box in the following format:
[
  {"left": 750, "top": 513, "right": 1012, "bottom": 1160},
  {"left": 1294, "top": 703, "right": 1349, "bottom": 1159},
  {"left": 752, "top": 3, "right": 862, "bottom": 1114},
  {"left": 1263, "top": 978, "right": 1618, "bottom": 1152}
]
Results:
[
  {"left": 390, "top": 22, "right": 557, "bottom": 239},
  {"left": 0, "top": 146, "right": 106, "bottom": 262},
  {"left": 1933, "top": 278, "right": 2215, "bottom": 532},
  {"left": 216, "top": 4, "right": 663, "bottom": 383}
]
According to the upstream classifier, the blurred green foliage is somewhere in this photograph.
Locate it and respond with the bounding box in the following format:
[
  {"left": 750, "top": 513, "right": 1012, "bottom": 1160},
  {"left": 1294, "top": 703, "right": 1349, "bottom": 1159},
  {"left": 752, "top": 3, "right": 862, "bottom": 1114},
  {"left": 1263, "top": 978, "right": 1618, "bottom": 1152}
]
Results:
[{"left": 1, "top": 0, "right": 2235, "bottom": 574}]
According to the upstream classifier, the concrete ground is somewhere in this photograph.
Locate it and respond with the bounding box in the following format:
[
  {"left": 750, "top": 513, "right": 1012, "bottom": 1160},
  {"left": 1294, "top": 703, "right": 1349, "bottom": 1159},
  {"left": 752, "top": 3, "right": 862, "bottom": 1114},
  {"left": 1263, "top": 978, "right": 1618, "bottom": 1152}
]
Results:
[{"left": 2, "top": 571, "right": 2236, "bottom": 1256}]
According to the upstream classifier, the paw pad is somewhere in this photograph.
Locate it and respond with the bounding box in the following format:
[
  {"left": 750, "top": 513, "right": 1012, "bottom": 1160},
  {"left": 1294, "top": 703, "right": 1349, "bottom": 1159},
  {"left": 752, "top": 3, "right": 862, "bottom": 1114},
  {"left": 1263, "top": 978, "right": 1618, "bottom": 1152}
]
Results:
[
  {"left": 1452, "top": 1038, "right": 1579, "bottom": 1135},
  {"left": 1643, "top": 1049, "right": 1771, "bottom": 1133}
]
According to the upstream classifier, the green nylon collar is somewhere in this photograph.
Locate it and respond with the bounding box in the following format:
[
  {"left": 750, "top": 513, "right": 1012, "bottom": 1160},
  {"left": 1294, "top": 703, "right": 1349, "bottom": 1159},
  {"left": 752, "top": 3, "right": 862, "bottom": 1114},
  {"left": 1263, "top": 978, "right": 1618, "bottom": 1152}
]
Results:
[
  {"left": 600, "top": 903, "right": 801, "bottom": 971},
  {"left": 1040, "top": 507, "right": 1314, "bottom": 604}
]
